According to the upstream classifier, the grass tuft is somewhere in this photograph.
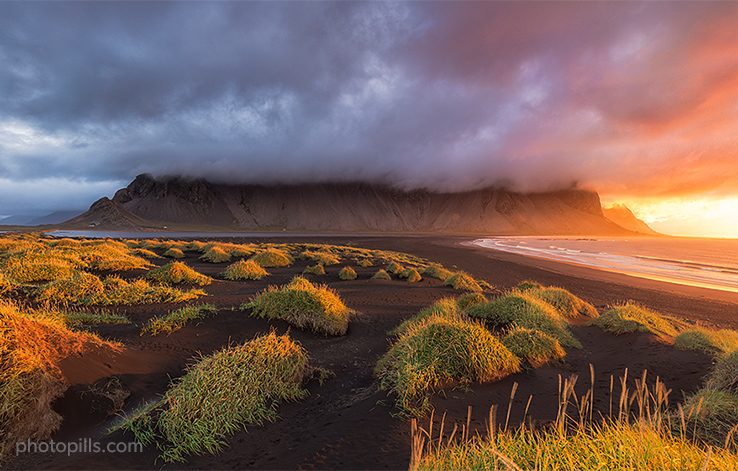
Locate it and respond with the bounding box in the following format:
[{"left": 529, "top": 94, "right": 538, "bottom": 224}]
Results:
[
  {"left": 200, "top": 247, "right": 231, "bottom": 263},
  {"left": 145, "top": 262, "right": 212, "bottom": 286},
  {"left": 443, "top": 272, "right": 483, "bottom": 292},
  {"left": 372, "top": 269, "right": 391, "bottom": 280},
  {"left": 338, "top": 266, "right": 358, "bottom": 280},
  {"left": 421, "top": 265, "right": 453, "bottom": 281},
  {"left": 250, "top": 249, "right": 292, "bottom": 268},
  {"left": 456, "top": 292, "right": 487, "bottom": 310},
  {"left": 500, "top": 327, "right": 566, "bottom": 367},
  {"left": 242, "top": 277, "right": 352, "bottom": 336},
  {"left": 141, "top": 304, "right": 217, "bottom": 336},
  {"left": 524, "top": 286, "right": 598, "bottom": 318},
  {"left": 221, "top": 259, "right": 269, "bottom": 281},
  {"left": 302, "top": 264, "right": 326, "bottom": 276},
  {"left": 121, "top": 332, "right": 312, "bottom": 462},
  {"left": 376, "top": 313, "right": 519, "bottom": 416},
  {"left": 588, "top": 302, "right": 684, "bottom": 339},
  {"left": 399, "top": 268, "right": 422, "bottom": 282},
  {"left": 163, "top": 248, "right": 185, "bottom": 259}
]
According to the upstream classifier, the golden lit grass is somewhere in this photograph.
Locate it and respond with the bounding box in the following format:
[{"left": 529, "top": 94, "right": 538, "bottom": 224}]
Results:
[
  {"left": 443, "top": 272, "right": 483, "bottom": 292},
  {"left": 4, "top": 257, "right": 77, "bottom": 283},
  {"left": 500, "top": 327, "right": 566, "bottom": 368},
  {"left": 132, "top": 248, "right": 162, "bottom": 259},
  {"left": 242, "top": 277, "right": 352, "bottom": 336},
  {"left": 200, "top": 246, "right": 231, "bottom": 263},
  {"left": 588, "top": 302, "right": 685, "bottom": 339},
  {"left": 0, "top": 301, "right": 112, "bottom": 461},
  {"left": 300, "top": 250, "right": 340, "bottom": 266},
  {"left": 399, "top": 268, "right": 422, "bottom": 282},
  {"left": 674, "top": 328, "right": 738, "bottom": 355},
  {"left": 456, "top": 292, "right": 487, "bottom": 311},
  {"left": 338, "top": 266, "right": 358, "bottom": 280},
  {"left": 250, "top": 248, "right": 293, "bottom": 268},
  {"left": 389, "top": 298, "right": 461, "bottom": 337},
  {"left": 386, "top": 261, "right": 403, "bottom": 274},
  {"left": 357, "top": 259, "right": 373, "bottom": 268},
  {"left": 163, "top": 248, "right": 185, "bottom": 259},
  {"left": 522, "top": 285, "right": 598, "bottom": 318},
  {"left": 411, "top": 372, "right": 738, "bottom": 471},
  {"left": 145, "top": 262, "right": 212, "bottom": 286},
  {"left": 466, "top": 292, "right": 581, "bottom": 348},
  {"left": 422, "top": 265, "right": 453, "bottom": 281},
  {"left": 222, "top": 259, "right": 270, "bottom": 281},
  {"left": 302, "top": 264, "right": 326, "bottom": 276},
  {"left": 141, "top": 304, "right": 217, "bottom": 336},
  {"left": 34, "top": 271, "right": 104, "bottom": 305},
  {"left": 120, "top": 332, "right": 313, "bottom": 462},
  {"left": 372, "top": 269, "right": 391, "bottom": 280},
  {"left": 376, "top": 313, "right": 519, "bottom": 416}
]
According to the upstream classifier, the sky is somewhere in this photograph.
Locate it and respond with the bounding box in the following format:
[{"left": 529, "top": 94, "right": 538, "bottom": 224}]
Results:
[{"left": 2, "top": 1, "right": 738, "bottom": 237}]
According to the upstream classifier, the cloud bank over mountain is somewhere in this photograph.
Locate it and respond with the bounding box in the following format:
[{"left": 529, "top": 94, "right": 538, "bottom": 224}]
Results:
[{"left": 2, "top": 1, "right": 738, "bottom": 214}]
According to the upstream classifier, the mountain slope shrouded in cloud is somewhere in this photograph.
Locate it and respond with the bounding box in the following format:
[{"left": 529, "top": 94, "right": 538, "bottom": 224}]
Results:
[{"left": 64, "top": 174, "right": 638, "bottom": 235}]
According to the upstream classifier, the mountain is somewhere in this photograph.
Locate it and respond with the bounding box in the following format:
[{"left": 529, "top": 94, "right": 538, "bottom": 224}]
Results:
[
  {"left": 603, "top": 204, "right": 660, "bottom": 235},
  {"left": 63, "top": 197, "right": 158, "bottom": 229},
  {"left": 63, "top": 174, "right": 640, "bottom": 235}
]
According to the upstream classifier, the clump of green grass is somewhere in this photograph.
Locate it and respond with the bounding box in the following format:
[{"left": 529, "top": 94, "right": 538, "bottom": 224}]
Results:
[
  {"left": 163, "top": 248, "right": 185, "bottom": 259},
  {"left": 357, "top": 259, "right": 373, "bottom": 268},
  {"left": 222, "top": 259, "right": 269, "bottom": 281},
  {"left": 242, "top": 277, "right": 352, "bottom": 336},
  {"left": 457, "top": 292, "right": 487, "bottom": 311},
  {"left": 4, "top": 258, "right": 77, "bottom": 283},
  {"left": 386, "top": 261, "right": 403, "bottom": 274},
  {"left": 372, "top": 269, "right": 391, "bottom": 280},
  {"left": 399, "top": 268, "right": 422, "bottom": 282},
  {"left": 674, "top": 327, "right": 738, "bottom": 355},
  {"left": 300, "top": 251, "right": 340, "bottom": 266},
  {"left": 680, "top": 388, "right": 738, "bottom": 449},
  {"left": 34, "top": 271, "right": 104, "bottom": 305},
  {"left": 516, "top": 280, "right": 543, "bottom": 291},
  {"left": 466, "top": 293, "right": 581, "bottom": 348},
  {"left": 422, "top": 265, "right": 453, "bottom": 281},
  {"left": 338, "top": 266, "right": 357, "bottom": 280},
  {"left": 86, "top": 277, "right": 205, "bottom": 306},
  {"left": 303, "top": 264, "right": 326, "bottom": 276},
  {"left": 443, "top": 272, "right": 483, "bottom": 292},
  {"left": 145, "top": 262, "right": 212, "bottom": 286},
  {"left": 120, "top": 332, "right": 312, "bottom": 462},
  {"left": 250, "top": 249, "right": 292, "bottom": 268},
  {"left": 142, "top": 304, "right": 217, "bottom": 336},
  {"left": 706, "top": 350, "right": 738, "bottom": 392},
  {"left": 376, "top": 314, "right": 519, "bottom": 416},
  {"left": 200, "top": 246, "right": 232, "bottom": 263},
  {"left": 389, "top": 298, "right": 461, "bottom": 337},
  {"left": 588, "top": 302, "right": 684, "bottom": 339},
  {"left": 132, "top": 248, "right": 161, "bottom": 259},
  {"left": 524, "top": 286, "right": 598, "bottom": 318},
  {"left": 501, "top": 327, "right": 566, "bottom": 367}
]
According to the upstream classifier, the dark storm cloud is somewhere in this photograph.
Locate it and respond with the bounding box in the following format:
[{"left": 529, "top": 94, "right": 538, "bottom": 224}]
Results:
[{"left": 2, "top": 1, "right": 738, "bottom": 214}]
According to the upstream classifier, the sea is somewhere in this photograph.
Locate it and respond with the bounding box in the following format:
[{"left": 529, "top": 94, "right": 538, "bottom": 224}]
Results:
[{"left": 469, "top": 236, "right": 738, "bottom": 293}]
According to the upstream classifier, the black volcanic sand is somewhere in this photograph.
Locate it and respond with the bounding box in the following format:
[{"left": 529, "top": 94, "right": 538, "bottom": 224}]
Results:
[{"left": 8, "top": 235, "right": 736, "bottom": 471}]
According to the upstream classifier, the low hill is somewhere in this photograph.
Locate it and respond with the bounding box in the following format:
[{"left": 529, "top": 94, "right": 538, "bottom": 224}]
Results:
[{"left": 63, "top": 174, "right": 643, "bottom": 235}]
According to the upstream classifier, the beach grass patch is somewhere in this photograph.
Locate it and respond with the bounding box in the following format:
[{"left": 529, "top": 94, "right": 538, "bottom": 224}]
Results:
[
  {"left": 357, "top": 259, "right": 373, "bottom": 268},
  {"left": 121, "top": 332, "right": 312, "bottom": 462},
  {"left": 85, "top": 277, "right": 205, "bottom": 306},
  {"left": 372, "top": 269, "right": 391, "bottom": 280},
  {"left": 132, "top": 248, "right": 161, "bottom": 259},
  {"left": 163, "top": 248, "right": 185, "bottom": 259},
  {"left": 338, "top": 266, "right": 358, "bottom": 280},
  {"left": 376, "top": 314, "right": 519, "bottom": 416},
  {"left": 0, "top": 301, "right": 111, "bottom": 461},
  {"left": 386, "top": 261, "right": 403, "bottom": 274},
  {"left": 250, "top": 249, "right": 292, "bottom": 268},
  {"left": 4, "top": 258, "right": 77, "bottom": 283},
  {"left": 421, "top": 265, "right": 453, "bottom": 281},
  {"left": 222, "top": 259, "right": 269, "bottom": 281},
  {"left": 141, "top": 304, "right": 217, "bottom": 336},
  {"left": 34, "top": 271, "right": 105, "bottom": 305},
  {"left": 399, "top": 268, "right": 422, "bottom": 282},
  {"left": 524, "top": 286, "right": 598, "bottom": 318},
  {"left": 145, "top": 262, "right": 211, "bottom": 286},
  {"left": 466, "top": 293, "right": 581, "bottom": 348},
  {"left": 680, "top": 388, "right": 738, "bottom": 449},
  {"left": 300, "top": 251, "right": 340, "bottom": 266},
  {"left": 588, "top": 302, "right": 684, "bottom": 339},
  {"left": 456, "top": 292, "right": 487, "bottom": 310},
  {"left": 200, "top": 246, "right": 231, "bottom": 263},
  {"left": 302, "top": 264, "right": 325, "bottom": 276},
  {"left": 389, "top": 298, "right": 461, "bottom": 337},
  {"left": 501, "top": 327, "right": 566, "bottom": 367},
  {"left": 443, "top": 272, "right": 483, "bottom": 292},
  {"left": 674, "top": 328, "right": 738, "bottom": 355},
  {"left": 242, "top": 277, "right": 352, "bottom": 336},
  {"left": 706, "top": 350, "right": 738, "bottom": 392}
]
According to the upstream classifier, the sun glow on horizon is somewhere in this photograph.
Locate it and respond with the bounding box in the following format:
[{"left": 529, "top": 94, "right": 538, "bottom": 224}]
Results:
[{"left": 602, "top": 195, "right": 738, "bottom": 239}]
